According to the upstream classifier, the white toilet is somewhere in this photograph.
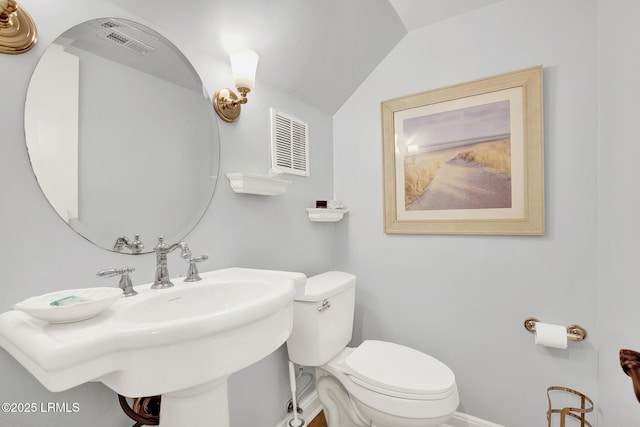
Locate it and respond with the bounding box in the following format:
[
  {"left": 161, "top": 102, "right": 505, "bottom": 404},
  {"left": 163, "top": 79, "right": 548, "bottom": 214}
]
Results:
[{"left": 287, "top": 271, "right": 459, "bottom": 427}]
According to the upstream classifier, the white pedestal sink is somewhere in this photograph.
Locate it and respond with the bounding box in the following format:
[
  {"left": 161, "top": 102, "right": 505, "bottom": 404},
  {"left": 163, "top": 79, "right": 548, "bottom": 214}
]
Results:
[{"left": 0, "top": 268, "right": 306, "bottom": 427}]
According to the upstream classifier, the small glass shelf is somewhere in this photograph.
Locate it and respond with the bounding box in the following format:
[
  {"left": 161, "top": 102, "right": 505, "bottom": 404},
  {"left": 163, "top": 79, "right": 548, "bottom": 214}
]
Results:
[
  {"left": 226, "top": 173, "right": 292, "bottom": 196},
  {"left": 306, "top": 208, "right": 349, "bottom": 222}
]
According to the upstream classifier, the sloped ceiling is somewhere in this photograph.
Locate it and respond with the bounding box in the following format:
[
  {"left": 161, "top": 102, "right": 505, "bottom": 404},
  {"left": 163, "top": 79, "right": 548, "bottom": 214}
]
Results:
[
  {"left": 108, "top": 0, "right": 503, "bottom": 114},
  {"left": 389, "top": 0, "right": 504, "bottom": 31}
]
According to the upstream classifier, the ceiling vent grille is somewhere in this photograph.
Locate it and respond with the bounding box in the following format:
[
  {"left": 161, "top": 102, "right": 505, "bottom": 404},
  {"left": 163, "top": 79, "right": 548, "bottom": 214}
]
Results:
[
  {"left": 97, "top": 29, "right": 154, "bottom": 55},
  {"left": 271, "top": 109, "right": 309, "bottom": 176},
  {"left": 99, "top": 19, "right": 126, "bottom": 29}
]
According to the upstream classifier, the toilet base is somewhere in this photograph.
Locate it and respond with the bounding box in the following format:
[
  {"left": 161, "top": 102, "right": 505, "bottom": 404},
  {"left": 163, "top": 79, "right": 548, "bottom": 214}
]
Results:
[
  {"left": 316, "top": 370, "right": 455, "bottom": 427},
  {"left": 353, "top": 398, "right": 453, "bottom": 427},
  {"left": 317, "top": 375, "right": 366, "bottom": 427}
]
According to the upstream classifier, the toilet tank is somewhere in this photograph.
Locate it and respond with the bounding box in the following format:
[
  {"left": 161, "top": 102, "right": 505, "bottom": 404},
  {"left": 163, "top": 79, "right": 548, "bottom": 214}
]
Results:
[{"left": 286, "top": 271, "right": 356, "bottom": 367}]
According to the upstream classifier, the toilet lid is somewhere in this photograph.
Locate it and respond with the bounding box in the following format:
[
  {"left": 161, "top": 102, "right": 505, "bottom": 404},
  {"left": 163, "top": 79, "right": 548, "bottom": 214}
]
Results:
[{"left": 344, "top": 340, "right": 456, "bottom": 397}]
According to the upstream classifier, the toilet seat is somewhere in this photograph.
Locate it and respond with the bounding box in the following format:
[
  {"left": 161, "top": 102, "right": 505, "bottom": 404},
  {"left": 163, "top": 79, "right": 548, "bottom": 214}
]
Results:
[
  {"left": 321, "top": 341, "right": 459, "bottom": 422},
  {"left": 343, "top": 340, "right": 457, "bottom": 400}
]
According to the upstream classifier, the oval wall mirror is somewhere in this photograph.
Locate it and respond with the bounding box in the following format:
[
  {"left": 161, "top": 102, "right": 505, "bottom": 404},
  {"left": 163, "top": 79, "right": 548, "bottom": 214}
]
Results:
[{"left": 24, "top": 18, "right": 220, "bottom": 254}]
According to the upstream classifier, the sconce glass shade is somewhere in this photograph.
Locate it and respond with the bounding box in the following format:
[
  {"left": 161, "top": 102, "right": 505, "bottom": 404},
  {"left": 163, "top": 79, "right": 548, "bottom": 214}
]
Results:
[{"left": 230, "top": 48, "right": 259, "bottom": 90}]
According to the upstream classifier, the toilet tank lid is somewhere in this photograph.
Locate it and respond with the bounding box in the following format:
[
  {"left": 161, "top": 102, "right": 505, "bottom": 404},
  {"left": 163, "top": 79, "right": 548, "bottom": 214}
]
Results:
[{"left": 295, "top": 271, "right": 356, "bottom": 302}]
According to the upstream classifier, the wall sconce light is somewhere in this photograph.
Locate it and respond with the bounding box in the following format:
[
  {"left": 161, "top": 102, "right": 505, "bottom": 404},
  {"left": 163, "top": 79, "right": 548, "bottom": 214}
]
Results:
[
  {"left": 213, "top": 48, "right": 259, "bottom": 123},
  {"left": 0, "top": 0, "right": 37, "bottom": 55}
]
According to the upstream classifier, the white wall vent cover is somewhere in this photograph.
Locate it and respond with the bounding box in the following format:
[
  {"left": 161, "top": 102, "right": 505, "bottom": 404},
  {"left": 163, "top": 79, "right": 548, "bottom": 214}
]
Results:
[{"left": 271, "top": 109, "right": 309, "bottom": 176}]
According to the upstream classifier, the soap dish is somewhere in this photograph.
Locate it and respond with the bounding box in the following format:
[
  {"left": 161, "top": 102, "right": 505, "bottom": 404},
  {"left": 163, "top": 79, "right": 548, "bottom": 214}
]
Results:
[{"left": 12, "top": 287, "right": 122, "bottom": 323}]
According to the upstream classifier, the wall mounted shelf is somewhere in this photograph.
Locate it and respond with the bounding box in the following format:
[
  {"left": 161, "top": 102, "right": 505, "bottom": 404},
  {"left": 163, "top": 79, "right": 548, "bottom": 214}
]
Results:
[
  {"left": 306, "top": 208, "right": 349, "bottom": 222},
  {"left": 226, "top": 173, "right": 292, "bottom": 196}
]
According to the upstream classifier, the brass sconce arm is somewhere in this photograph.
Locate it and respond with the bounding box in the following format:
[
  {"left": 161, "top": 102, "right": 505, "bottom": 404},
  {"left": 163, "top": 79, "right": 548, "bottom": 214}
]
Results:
[
  {"left": 0, "top": 0, "right": 17, "bottom": 26},
  {"left": 0, "top": 0, "right": 37, "bottom": 54},
  {"left": 213, "top": 87, "right": 251, "bottom": 123}
]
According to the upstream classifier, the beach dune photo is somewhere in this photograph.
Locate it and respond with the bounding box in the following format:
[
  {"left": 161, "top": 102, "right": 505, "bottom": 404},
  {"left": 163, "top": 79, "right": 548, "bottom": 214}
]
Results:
[{"left": 401, "top": 100, "right": 512, "bottom": 211}]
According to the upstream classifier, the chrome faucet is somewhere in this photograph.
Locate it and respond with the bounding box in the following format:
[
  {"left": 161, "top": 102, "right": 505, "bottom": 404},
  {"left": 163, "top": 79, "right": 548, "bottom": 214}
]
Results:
[
  {"left": 113, "top": 234, "right": 144, "bottom": 254},
  {"left": 151, "top": 235, "right": 191, "bottom": 289}
]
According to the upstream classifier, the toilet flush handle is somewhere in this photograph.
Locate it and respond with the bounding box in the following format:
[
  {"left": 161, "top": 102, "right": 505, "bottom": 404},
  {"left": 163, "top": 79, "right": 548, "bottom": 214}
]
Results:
[{"left": 318, "top": 299, "right": 331, "bottom": 312}]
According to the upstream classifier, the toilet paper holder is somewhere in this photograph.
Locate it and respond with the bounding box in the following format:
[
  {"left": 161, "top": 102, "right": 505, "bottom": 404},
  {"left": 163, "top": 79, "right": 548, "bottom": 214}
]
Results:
[{"left": 524, "top": 317, "right": 587, "bottom": 342}]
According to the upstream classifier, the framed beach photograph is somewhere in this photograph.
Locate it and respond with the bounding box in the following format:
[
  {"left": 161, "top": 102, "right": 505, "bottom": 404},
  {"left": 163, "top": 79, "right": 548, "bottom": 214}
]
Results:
[{"left": 381, "top": 66, "right": 544, "bottom": 235}]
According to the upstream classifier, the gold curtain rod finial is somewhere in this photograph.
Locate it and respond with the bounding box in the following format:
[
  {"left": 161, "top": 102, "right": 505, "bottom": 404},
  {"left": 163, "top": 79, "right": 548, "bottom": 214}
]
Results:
[{"left": 0, "top": 0, "right": 37, "bottom": 55}]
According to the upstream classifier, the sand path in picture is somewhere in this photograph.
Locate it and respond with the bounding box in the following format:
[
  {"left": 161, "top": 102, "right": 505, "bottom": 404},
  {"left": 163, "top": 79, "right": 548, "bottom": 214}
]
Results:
[{"left": 408, "top": 151, "right": 511, "bottom": 211}]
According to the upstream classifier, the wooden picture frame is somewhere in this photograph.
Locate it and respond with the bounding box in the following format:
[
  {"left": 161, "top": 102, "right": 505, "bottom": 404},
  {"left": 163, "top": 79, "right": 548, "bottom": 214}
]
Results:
[{"left": 381, "top": 66, "right": 544, "bottom": 235}]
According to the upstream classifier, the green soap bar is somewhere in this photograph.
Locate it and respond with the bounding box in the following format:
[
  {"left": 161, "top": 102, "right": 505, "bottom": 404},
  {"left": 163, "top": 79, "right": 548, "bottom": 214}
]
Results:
[{"left": 49, "top": 295, "right": 87, "bottom": 307}]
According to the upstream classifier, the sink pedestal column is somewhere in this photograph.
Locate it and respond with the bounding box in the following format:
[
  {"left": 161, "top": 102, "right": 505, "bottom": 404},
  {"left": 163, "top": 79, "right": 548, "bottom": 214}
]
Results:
[{"left": 160, "top": 377, "right": 229, "bottom": 427}]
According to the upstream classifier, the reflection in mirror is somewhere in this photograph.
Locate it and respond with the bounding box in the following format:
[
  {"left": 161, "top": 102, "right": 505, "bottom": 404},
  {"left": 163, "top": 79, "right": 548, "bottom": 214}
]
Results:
[{"left": 24, "top": 18, "right": 220, "bottom": 253}]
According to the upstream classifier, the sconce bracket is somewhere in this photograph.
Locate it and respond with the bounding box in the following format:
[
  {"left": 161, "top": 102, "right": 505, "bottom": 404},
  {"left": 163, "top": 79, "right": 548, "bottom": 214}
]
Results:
[
  {"left": 0, "top": 3, "right": 37, "bottom": 55},
  {"left": 213, "top": 88, "right": 242, "bottom": 123}
]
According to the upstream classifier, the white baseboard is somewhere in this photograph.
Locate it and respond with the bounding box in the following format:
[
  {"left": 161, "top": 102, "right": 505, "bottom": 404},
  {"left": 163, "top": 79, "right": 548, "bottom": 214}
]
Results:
[
  {"left": 444, "top": 412, "right": 505, "bottom": 427},
  {"left": 274, "top": 391, "right": 504, "bottom": 427}
]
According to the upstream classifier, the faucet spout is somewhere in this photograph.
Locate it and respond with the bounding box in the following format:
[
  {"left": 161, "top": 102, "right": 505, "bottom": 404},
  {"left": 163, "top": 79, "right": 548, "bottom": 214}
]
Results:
[{"left": 151, "top": 235, "right": 191, "bottom": 289}]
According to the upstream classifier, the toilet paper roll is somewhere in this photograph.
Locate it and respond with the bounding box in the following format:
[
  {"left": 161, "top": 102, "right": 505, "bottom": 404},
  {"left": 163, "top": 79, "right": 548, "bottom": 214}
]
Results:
[{"left": 534, "top": 322, "right": 568, "bottom": 349}]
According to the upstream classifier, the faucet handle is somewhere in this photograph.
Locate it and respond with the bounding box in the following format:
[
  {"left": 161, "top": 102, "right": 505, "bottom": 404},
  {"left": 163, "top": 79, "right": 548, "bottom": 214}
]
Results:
[
  {"left": 97, "top": 267, "right": 137, "bottom": 297},
  {"left": 184, "top": 255, "right": 208, "bottom": 282}
]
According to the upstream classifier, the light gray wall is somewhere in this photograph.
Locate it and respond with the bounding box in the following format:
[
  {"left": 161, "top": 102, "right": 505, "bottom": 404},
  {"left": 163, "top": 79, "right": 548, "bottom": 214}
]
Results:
[
  {"left": 596, "top": 0, "right": 640, "bottom": 424},
  {"left": 0, "top": 1, "right": 334, "bottom": 426},
  {"left": 4, "top": 1, "right": 640, "bottom": 426},
  {"left": 333, "top": 1, "right": 599, "bottom": 426}
]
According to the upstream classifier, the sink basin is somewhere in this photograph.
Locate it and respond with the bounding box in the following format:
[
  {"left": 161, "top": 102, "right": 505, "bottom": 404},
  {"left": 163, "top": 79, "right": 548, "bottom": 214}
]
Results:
[
  {"left": 0, "top": 267, "right": 306, "bottom": 427},
  {"left": 120, "top": 280, "right": 290, "bottom": 324}
]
